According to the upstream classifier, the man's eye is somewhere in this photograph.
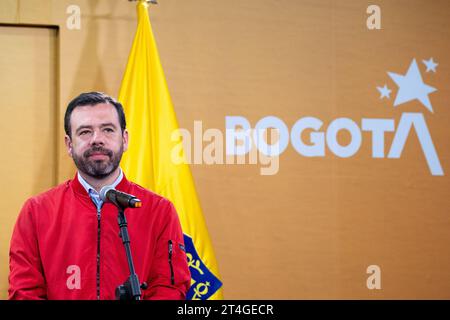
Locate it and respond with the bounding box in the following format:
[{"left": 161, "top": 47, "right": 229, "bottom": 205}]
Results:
[
  {"left": 80, "top": 131, "right": 89, "bottom": 135},
  {"left": 104, "top": 128, "right": 114, "bottom": 132}
]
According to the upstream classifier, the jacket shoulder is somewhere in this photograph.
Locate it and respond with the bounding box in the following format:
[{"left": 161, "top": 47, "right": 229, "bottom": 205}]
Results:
[
  {"left": 26, "top": 179, "right": 72, "bottom": 207},
  {"left": 126, "top": 182, "right": 175, "bottom": 210}
]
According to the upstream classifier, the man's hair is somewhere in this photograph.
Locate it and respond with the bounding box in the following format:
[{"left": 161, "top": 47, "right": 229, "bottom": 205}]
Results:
[{"left": 64, "top": 92, "right": 126, "bottom": 137}]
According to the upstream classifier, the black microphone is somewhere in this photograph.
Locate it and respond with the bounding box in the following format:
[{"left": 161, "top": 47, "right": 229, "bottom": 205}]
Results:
[{"left": 100, "top": 186, "right": 142, "bottom": 209}]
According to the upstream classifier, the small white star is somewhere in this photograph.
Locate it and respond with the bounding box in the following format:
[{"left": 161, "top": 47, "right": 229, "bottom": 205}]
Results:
[
  {"left": 422, "top": 58, "right": 438, "bottom": 73},
  {"left": 377, "top": 84, "right": 391, "bottom": 99}
]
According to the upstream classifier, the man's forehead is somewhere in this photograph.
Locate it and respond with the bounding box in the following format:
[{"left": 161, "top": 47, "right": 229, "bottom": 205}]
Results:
[{"left": 71, "top": 103, "right": 119, "bottom": 123}]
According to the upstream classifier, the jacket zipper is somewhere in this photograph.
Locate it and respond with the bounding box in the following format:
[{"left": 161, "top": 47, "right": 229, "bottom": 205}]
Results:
[
  {"left": 96, "top": 207, "right": 101, "bottom": 300},
  {"left": 168, "top": 240, "right": 175, "bottom": 285}
]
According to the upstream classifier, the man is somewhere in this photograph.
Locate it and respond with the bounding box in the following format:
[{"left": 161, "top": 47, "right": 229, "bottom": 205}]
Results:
[{"left": 9, "top": 92, "right": 191, "bottom": 300}]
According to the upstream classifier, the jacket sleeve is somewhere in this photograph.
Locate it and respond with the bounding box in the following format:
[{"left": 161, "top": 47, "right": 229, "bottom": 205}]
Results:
[
  {"left": 8, "top": 199, "right": 47, "bottom": 300},
  {"left": 144, "top": 201, "right": 191, "bottom": 300}
]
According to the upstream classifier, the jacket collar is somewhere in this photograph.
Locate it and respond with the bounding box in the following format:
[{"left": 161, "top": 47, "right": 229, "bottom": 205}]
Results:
[{"left": 71, "top": 171, "right": 131, "bottom": 197}]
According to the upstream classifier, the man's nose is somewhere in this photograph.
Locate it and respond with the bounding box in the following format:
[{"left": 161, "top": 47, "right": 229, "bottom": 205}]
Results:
[{"left": 90, "top": 129, "right": 105, "bottom": 145}]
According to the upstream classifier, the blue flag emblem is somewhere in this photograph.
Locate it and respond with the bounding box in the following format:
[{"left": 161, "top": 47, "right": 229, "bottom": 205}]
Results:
[{"left": 183, "top": 234, "right": 222, "bottom": 300}]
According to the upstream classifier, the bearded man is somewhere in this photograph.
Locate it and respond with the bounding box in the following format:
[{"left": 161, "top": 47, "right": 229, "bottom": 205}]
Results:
[{"left": 8, "top": 92, "right": 190, "bottom": 300}]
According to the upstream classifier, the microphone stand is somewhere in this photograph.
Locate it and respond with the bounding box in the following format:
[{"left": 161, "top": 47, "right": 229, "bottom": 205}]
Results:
[{"left": 115, "top": 206, "right": 147, "bottom": 300}]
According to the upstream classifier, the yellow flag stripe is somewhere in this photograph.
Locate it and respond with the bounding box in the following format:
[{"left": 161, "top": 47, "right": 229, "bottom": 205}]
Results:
[{"left": 118, "top": 0, "right": 223, "bottom": 299}]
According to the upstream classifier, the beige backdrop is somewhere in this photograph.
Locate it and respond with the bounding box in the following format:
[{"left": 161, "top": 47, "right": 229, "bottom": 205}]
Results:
[{"left": 0, "top": 0, "right": 449, "bottom": 299}]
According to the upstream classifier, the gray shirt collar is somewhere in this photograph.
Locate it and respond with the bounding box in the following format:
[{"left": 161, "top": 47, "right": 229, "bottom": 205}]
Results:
[{"left": 77, "top": 168, "right": 124, "bottom": 196}]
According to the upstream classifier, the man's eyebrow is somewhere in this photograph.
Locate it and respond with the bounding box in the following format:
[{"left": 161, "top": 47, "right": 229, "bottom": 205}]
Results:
[
  {"left": 75, "top": 123, "right": 117, "bottom": 133},
  {"left": 100, "top": 123, "right": 117, "bottom": 128}
]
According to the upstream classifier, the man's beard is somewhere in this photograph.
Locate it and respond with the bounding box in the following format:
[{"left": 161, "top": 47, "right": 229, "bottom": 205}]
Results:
[{"left": 72, "top": 145, "right": 123, "bottom": 179}]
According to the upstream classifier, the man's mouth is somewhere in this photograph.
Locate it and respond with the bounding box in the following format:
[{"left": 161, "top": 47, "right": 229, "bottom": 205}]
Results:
[{"left": 88, "top": 152, "right": 109, "bottom": 160}]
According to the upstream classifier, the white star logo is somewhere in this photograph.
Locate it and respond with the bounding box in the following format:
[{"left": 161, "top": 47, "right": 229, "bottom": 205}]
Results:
[
  {"left": 422, "top": 58, "right": 438, "bottom": 73},
  {"left": 376, "top": 84, "right": 391, "bottom": 99},
  {"left": 388, "top": 59, "right": 437, "bottom": 113}
]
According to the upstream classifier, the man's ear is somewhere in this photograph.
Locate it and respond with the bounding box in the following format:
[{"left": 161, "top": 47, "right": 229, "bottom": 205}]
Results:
[
  {"left": 123, "top": 129, "right": 129, "bottom": 152},
  {"left": 65, "top": 135, "right": 73, "bottom": 157}
]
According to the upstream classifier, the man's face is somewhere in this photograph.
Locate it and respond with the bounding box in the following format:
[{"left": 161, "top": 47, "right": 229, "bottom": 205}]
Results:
[{"left": 65, "top": 103, "right": 128, "bottom": 179}]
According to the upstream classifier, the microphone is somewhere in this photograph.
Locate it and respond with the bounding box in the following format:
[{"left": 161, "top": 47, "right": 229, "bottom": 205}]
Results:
[{"left": 100, "top": 186, "right": 142, "bottom": 209}]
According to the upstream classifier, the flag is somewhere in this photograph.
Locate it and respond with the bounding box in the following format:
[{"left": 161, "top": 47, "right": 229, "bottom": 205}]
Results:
[{"left": 118, "top": 0, "right": 223, "bottom": 300}]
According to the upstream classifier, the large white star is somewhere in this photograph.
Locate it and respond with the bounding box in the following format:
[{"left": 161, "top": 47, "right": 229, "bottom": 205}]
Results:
[{"left": 388, "top": 59, "right": 437, "bottom": 113}]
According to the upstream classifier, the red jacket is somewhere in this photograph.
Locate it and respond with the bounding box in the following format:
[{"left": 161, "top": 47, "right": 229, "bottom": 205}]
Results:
[{"left": 9, "top": 174, "right": 191, "bottom": 300}]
